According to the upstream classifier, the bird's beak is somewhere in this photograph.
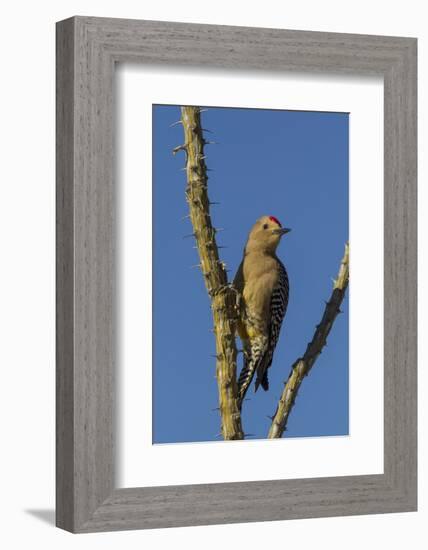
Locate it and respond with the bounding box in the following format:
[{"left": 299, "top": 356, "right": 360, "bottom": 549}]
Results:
[{"left": 273, "top": 227, "right": 291, "bottom": 236}]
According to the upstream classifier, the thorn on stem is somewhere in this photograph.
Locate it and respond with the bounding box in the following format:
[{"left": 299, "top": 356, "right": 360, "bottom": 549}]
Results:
[{"left": 173, "top": 144, "right": 187, "bottom": 155}]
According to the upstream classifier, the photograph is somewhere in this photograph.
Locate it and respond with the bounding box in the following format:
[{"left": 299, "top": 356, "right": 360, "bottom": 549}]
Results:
[
  {"left": 152, "top": 104, "right": 349, "bottom": 444},
  {"left": 48, "top": 10, "right": 417, "bottom": 537}
]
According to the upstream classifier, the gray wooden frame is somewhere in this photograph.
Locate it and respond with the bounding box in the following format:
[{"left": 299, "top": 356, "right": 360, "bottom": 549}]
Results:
[{"left": 56, "top": 16, "right": 417, "bottom": 533}]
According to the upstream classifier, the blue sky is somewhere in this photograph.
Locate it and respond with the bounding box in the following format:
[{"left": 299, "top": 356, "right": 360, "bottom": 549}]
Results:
[{"left": 152, "top": 105, "right": 349, "bottom": 443}]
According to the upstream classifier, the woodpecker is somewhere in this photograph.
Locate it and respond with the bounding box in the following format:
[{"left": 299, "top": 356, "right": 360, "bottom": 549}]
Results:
[{"left": 233, "top": 215, "right": 291, "bottom": 405}]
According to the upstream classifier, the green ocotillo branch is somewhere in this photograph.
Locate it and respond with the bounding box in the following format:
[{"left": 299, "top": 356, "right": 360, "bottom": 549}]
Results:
[
  {"left": 268, "top": 242, "right": 349, "bottom": 439},
  {"left": 176, "top": 106, "right": 244, "bottom": 440}
]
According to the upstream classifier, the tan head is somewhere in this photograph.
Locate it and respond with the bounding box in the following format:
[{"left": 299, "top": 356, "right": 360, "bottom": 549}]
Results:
[{"left": 245, "top": 215, "right": 291, "bottom": 255}]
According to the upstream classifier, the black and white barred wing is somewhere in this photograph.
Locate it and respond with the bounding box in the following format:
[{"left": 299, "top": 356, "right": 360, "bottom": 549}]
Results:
[{"left": 256, "top": 261, "right": 289, "bottom": 391}]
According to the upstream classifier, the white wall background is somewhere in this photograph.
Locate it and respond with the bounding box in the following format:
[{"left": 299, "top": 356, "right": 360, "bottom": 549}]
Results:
[{"left": 0, "top": 1, "right": 424, "bottom": 548}]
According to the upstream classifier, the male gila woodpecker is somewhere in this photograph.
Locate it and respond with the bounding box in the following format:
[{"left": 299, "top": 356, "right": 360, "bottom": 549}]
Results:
[{"left": 233, "top": 215, "right": 291, "bottom": 405}]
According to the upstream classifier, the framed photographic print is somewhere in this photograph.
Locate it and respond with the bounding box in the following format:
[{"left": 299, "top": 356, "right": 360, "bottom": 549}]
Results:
[{"left": 56, "top": 16, "right": 417, "bottom": 532}]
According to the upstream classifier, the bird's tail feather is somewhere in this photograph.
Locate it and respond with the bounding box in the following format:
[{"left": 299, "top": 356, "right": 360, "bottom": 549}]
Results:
[
  {"left": 254, "top": 353, "right": 271, "bottom": 392},
  {"left": 254, "top": 372, "right": 269, "bottom": 392},
  {"left": 237, "top": 356, "right": 256, "bottom": 405},
  {"left": 238, "top": 335, "right": 270, "bottom": 403}
]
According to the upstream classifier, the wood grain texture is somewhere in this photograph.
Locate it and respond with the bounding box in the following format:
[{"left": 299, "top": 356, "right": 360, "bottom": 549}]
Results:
[
  {"left": 56, "top": 17, "right": 75, "bottom": 531},
  {"left": 56, "top": 16, "right": 417, "bottom": 533}
]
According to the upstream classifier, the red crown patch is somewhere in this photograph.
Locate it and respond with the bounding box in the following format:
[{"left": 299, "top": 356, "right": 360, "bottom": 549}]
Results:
[{"left": 268, "top": 216, "right": 282, "bottom": 227}]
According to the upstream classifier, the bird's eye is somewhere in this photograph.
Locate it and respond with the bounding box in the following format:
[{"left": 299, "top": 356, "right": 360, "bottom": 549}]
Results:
[{"left": 263, "top": 224, "right": 269, "bottom": 230}]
